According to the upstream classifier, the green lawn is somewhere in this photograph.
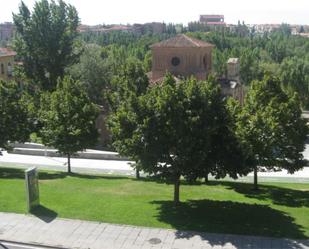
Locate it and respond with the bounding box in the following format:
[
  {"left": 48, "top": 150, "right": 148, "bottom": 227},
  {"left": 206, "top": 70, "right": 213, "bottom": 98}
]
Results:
[{"left": 0, "top": 167, "right": 308, "bottom": 239}]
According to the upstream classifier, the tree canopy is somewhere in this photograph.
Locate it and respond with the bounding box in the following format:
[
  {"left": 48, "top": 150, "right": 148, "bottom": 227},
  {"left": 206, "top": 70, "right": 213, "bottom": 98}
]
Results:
[
  {"left": 39, "top": 76, "right": 99, "bottom": 172},
  {"left": 13, "top": 0, "right": 80, "bottom": 91},
  {"left": 109, "top": 74, "right": 247, "bottom": 203},
  {"left": 0, "top": 80, "right": 32, "bottom": 149},
  {"left": 235, "top": 75, "right": 308, "bottom": 189},
  {"left": 67, "top": 43, "right": 111, "bottom": 105}
]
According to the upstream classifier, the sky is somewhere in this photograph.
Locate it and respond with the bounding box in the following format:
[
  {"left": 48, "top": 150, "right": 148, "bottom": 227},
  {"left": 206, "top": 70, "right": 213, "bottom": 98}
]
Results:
[{"left": 1, "top": 0, "right": 309, "bottom": 25}]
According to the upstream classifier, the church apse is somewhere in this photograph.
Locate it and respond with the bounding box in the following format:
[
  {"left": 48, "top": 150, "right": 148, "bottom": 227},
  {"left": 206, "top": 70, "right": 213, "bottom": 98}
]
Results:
[{"left": 150, "top": 34, "right": 214, "bottom": 81}]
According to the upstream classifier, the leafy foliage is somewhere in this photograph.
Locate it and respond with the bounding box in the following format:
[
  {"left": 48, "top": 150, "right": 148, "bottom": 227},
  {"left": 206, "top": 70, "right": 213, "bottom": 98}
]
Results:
[
  {"left": 280, "top": 57, "right": 309, "bottom": 109},
  {"left": 0, "top": 80, "right": 32, "bottom": 149},
  {"left": 74, "top": 24, "right": 309, "bottom": 107},
  {"left": 39, "top": 76, "right": 99, "bottom": 172},
  {"left": 108, "top": 58, "right": 149, "bottom": 111},
  {"left": 13, "top": 0, "right": 80, "bottom": 91},
  {"left": 109, "top": 74, "right": 247, "bottom": 203},
  {"left": 235, "top": 75, "right": 308, "bottom": 189},
  {"left": 67, "top": 43, "right": 111, "bottom": 105}
]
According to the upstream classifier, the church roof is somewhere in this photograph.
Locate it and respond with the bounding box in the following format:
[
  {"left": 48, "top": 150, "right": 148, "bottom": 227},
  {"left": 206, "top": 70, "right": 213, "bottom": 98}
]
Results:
[{"left": 150, "top": 34, "right": 215, "bottom": 48}]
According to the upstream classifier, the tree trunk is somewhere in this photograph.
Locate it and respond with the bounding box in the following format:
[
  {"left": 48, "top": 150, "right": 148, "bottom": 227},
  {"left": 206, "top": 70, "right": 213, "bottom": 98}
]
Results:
[
  {"left": 174, "top": 175, "right": 180, "bottom": 205},
  {"left": 136, "top": 169, "right": 140, "bottom": 179},
  {"left": 67, "top": 154, "right": 71, "bottom": 174},
  {"left": 253, "top": 166, "right": 258, "bottom": 191},
  {"left": 205, "top": 171, "right": 209, "bottom": 184}
]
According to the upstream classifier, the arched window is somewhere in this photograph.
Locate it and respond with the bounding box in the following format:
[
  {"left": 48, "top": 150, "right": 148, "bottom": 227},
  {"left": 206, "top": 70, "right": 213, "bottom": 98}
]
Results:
[
  {"left": 7, "top": 62, "right": 12, "bottom": 77},
  {"left": 0, "top": 64, "right": 4, "bottom": 74}
]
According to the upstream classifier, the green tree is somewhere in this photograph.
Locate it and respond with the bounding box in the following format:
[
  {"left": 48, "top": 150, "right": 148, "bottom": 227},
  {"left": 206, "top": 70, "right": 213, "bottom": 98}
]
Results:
[
  {"left": 236, "top": 75, "right": 308, "bottom": 190},
  {"left": 107, "top": 58, "right": 149, "bottom": 178},
  {"left": 240, "top": 48, "right": 259, "bottom": 85},
  {"left": 280, "top": 57, "right": 309, "bottom": 109},
  {"left": 68, "top": 43, "right": 111, "bottom": 105},
  {"left": 212, "top": 48, "right": 228, "bottom": 77},
  {"left": 109, "top": 74, "right": 247, "bottom": 204},
  {"left": 300, "top": 26, "right": 305, "bottom": 33},
  {"left": 108, "top": 58, "right": 149, "bottom": 111},
  {"left": 278, "top": 23, "right": 292, "bottom": 36},
  {"left": 143, "top": 50, "right": 152, "bottom": 72},
  {"left": 0, "top": 80, "right": 31, "bottom": 149},
  {"left": 39, "top": 76, "right": 99, "bottom": 173},
  {"left": 266, "top": 35, "right": 290, "bottom": 63},
  {"left": 13, "top": 0, "right": 80, "bottom": 91}
]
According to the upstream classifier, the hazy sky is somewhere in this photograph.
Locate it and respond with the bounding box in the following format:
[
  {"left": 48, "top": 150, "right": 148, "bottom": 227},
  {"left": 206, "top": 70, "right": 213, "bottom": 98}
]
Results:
[{"left": 1, "top": 0, "right": 309, "bottom": 25}]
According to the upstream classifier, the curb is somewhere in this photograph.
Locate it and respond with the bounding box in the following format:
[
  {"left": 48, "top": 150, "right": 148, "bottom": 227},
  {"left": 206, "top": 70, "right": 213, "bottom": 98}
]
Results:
[{"left": 0, "top": 239, "right": 68, "bottom": 249}]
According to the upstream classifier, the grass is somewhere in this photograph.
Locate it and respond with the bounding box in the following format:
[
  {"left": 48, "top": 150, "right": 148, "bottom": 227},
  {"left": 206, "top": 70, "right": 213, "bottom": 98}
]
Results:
[{"left": 0, "top": 167, "right": 308, "bottom": 239}]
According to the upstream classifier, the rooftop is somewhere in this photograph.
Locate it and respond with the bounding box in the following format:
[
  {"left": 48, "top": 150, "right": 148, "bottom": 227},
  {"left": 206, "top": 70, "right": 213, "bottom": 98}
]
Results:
[
  {"left": 206, "top": 22, "right": 226, "bottom": 25},
  {"left": 200, "top": 15, "right": 224, "bottom": 19},
  {"left": 0, "top": 48, "right": 16, "bottom": 58},
  {"left": 150, "top": 34, "right": 215, "bottom": 48}
]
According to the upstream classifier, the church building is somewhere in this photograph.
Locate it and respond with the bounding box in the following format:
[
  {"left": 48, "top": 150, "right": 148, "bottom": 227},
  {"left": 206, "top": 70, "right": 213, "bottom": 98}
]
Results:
[
  {"left": 98, "top": 34, "right": 244, "bottom": 147},
  {"left": 149, "top": 34, "right": 214, "bottom": 82},
  {"left": 148, "top": 34, "right": 244, "bottom": 103}
]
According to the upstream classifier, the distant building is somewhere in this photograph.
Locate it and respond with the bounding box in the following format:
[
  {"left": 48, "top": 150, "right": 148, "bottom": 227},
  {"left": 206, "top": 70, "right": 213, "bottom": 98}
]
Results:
[
  {"left": 132, "top": 24, "right": 144, "bottom": 34},
  {"left": 78, "top": 24, "right": 132, "bottom": 33},
  {"left": 300, "top": 33, "right": 309, "bottom": 38},
  {"left": 199, "top": 15, "right": 225, "bottom": 26},
  {"left": 78, "top": 22, "right": 166, "bottom": 35},
  {"left": 227, "top": 58, "right": 240, "bottom": 82},
  {"left": 98, "top": 35, "right": 244, "bottom": 146},
  {"left": 0, "top": 22, "right": 14, "bottom": 41},
  {"left": 253, "top": 24, "right": 281, "bottom": 34},
  {"left": 0, "top": 48, "right": 16, "bottom": 81},
  {"left": 143, "top": 22, "right": 166, "bottom": 34},
  {"left": 148, "top": 34, "right": 244, "bottom": 103},
  {"left": 149, "top": 34, "right": 214, "bottom": 82},
  {"left": 219, "top": 58, "right": 244, "bottom": 104}
]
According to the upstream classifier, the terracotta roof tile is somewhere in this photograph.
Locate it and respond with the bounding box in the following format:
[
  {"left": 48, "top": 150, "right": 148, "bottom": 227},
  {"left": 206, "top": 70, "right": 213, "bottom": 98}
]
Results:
[{"left": 150, "top": 34, "right": 215, "bottom": 48}]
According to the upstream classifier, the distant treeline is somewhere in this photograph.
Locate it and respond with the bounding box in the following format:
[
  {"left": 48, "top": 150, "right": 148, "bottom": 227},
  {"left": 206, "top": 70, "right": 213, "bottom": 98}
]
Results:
[{"left": 77, "top": 23, "right": 309, "bottom": 108}]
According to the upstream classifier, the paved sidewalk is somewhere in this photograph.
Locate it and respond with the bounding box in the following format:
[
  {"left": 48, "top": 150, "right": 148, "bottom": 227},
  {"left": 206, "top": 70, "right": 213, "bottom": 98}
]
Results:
[
  {"left": 0, "top": 150, "right": 134, "bottom": 176},
  {"left": 0, "top": 212, "right": 308, "bottom": 249},
  {"left": 1, "top": 150, "right": 309, "bottom": 182}
]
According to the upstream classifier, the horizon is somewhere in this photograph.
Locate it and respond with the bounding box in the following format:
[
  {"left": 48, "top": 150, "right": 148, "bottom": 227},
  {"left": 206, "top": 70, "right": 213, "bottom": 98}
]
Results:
[{"left": 1, "top": 0, "right": 309, "bottom": 26}]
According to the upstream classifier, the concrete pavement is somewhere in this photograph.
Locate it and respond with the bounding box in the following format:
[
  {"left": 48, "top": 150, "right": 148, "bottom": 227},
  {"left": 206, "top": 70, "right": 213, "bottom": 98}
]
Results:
[
  {"left": 0, "top": 151, "right": 134, "bottom": 176},
  {"left": 0, "top": 212, "right": 308, "bottom": 249},
  {"left": 1, "top": 150, "right": 309, "bottom": 182}
]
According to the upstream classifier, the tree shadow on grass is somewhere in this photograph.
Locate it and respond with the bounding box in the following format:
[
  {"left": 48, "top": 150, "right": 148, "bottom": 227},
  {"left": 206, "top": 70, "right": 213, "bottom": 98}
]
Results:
[
  {"left": 136, "top": 177, "right": 309, "bottom": 208},
  {"left": 0, "top": 167, "right": 67, "bottom": 180},
  {"left": 0, "top": 167, "right": 129, "bottom": 181},
  {"left": 68, "top": 172, "right": 128, "bottom": 180},
  {"left": 133, "top": 175, "right": 204, "bottom": 186},
  {"left": 217, "top": 181, "right": 309, "bottom": 208},
  {"left": 30, "top": 205, "right": 58, "bottom": 223},
  {"left": 151, "top": 199, "right": 307, "bottom": 240}
]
